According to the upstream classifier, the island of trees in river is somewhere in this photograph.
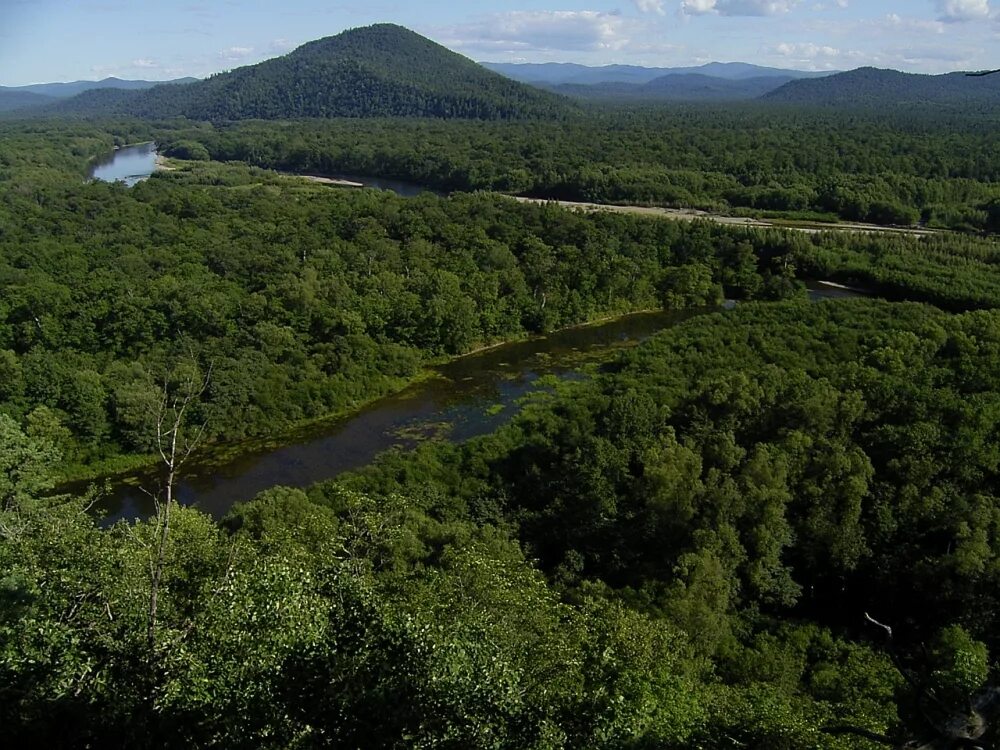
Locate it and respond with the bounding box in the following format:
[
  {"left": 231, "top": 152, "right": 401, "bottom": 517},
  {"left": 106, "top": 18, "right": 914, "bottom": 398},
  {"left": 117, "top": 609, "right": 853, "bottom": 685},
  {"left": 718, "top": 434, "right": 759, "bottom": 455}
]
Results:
[
  {"left": 3, "top": 36, "right": 1000, "bottom": 748},
  {"left": 154, "top": 109, "right": 1000, "bottom": 233}
]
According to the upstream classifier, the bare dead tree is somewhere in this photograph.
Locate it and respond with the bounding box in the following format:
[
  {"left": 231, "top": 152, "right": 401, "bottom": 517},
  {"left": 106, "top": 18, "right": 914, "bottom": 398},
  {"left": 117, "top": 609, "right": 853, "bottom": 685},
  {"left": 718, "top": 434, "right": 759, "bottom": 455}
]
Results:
[
  {"left": 822, "top": 615, "right": 997, "bottom": 750},
  {"left": 146, "top": 362, "right": 211, "bottom": 651}
]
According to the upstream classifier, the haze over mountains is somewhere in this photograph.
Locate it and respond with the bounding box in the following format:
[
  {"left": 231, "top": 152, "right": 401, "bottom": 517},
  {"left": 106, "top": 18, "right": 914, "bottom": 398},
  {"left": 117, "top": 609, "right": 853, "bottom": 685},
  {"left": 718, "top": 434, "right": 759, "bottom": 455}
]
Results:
[
  {"left": 485, "top": 61, "right": 1000, "bottom": 107},
  {"left": 8, "top": 76, "right": 200, "bottom": 98},
  {"left": 3, "top": 24, "right": 997, "bottom": 118},
  {"left": 0, "top": 90, "right": 54, "bottom": 114},
  {"left": 481, "top": 61, "right": 834, "bottom": 86},
  {"left": 0, "top": 77, "right": 197, "bottom": 113},
  {"left": 545, "top": 74, "right": 805, "bottom": 102},
  {"left": 481, "top": 61, "right": 839, "bottom": 102}
]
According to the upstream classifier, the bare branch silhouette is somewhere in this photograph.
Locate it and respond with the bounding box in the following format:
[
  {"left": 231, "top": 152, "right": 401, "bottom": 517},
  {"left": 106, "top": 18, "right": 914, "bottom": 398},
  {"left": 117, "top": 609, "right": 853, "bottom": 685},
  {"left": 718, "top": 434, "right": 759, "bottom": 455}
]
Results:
[{"left": 146, "top": 361, "right": 212, "bottom": 651}]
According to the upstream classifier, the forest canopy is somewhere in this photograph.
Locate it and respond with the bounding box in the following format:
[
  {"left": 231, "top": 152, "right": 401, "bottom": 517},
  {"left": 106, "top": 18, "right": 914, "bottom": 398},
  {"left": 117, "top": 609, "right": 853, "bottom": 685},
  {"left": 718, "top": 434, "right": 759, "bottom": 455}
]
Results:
[
  {"left": 3, "top": 114, "right": 1000, "bottom": 748},
  {"left": 148, "top": 109, "right": 1000, "bottom": 233}
]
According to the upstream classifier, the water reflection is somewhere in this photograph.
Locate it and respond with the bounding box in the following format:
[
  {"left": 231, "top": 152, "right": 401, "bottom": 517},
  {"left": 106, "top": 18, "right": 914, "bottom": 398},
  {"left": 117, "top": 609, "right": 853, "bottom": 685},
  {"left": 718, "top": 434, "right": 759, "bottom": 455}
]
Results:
[
  {"left": 94, "top": 309, "right": 698, "bottom": 521},
  {"left": 90, "top": 284, "right": 867, "bottom": 522},
  {"left": 322, "top": 173, "right": 439, "bottom": 197},
  {"left": 89, "top": 142, "right": 157, "bottom": 186}
]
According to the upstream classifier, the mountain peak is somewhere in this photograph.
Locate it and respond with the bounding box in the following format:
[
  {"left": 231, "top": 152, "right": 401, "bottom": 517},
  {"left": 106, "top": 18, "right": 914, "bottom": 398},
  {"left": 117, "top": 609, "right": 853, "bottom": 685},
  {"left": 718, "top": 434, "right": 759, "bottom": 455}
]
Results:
[
  {"left": 51, "top": 24, "right": 574, "bottom": 121},
  {"left": 292, "top": 23, "right": 424, "bottom": 54}
]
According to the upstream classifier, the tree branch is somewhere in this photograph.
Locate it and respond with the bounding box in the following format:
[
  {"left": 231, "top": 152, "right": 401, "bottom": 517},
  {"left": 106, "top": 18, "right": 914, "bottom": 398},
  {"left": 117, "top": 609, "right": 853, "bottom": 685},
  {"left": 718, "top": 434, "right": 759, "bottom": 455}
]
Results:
[{"left": 821, "top": 725, "right": 897, "bottom": 746}]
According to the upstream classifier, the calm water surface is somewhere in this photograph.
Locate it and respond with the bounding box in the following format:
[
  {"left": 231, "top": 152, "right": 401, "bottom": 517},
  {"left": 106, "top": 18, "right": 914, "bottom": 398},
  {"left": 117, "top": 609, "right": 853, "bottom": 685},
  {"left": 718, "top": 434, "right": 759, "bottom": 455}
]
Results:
[
  {"left": 333, "top": 173, "right": 436, "bottom": 197},
  {"left": 89, "top": 143, "right": 158, "bottom": 186},
  {"left": 89, "top": 284, "right": 862, "bottom": 522},
  {"left": 94, "top": 308, "right": 698, "bottom": 521}
]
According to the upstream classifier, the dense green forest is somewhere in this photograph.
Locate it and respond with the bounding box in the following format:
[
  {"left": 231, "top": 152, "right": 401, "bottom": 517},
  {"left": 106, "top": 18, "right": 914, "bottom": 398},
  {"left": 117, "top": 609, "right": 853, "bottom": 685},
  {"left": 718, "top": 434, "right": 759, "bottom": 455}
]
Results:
[
  {"left": 4, "top": 109, "right": 1000, "bottom": 748},
  {"left": 3, "top": 120, "right": 1000, "bottom": 472},
  {"left": 0, "top": 120, "right": 793, "bottom": 471},
  {"left": 338, "top": 298, "right": 1000, "bottom": 746},
  {"left": 152, "top": 110, "right": 1000, "bottom": 232}
]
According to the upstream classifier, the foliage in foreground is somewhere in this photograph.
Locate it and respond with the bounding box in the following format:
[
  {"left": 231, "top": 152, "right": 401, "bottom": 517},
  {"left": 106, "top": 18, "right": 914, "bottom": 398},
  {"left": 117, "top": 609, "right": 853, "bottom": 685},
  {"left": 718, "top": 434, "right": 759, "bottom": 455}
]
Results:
[
  {"left": 7, "top": 300, "right": 1000, "bottom": 747},
  {"left": 343, "top": 299, "right": 1000, "bottom": 747},
  {"left": 0, "top": 423, "right": 890, "bottom": 750}
]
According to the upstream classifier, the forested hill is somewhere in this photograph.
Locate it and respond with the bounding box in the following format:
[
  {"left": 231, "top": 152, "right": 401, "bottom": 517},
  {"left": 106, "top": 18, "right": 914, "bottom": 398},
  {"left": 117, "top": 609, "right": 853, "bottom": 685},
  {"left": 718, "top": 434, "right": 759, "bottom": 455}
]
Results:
[
  {"left": 763, "top": 66, "right": 1000, "bottom": 108},
  {"left": 0, "top": 77, "right": 199, "bottom": 116},
  {"left": 50, "top": 24, "right": 575, "bottom": 121},
  {"left": 6, "top": 76, "right": 199, "bottom": 99},
  {"left": 553, "top": 73, "right": 795, "bottom": 102},
  {"left": 0, "top": 89, "right": 54, "bottom": 113}
]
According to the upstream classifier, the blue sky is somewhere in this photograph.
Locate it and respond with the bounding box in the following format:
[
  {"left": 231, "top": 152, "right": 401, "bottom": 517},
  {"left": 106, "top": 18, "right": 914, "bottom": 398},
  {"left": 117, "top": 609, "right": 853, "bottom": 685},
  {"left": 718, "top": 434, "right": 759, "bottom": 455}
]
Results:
[{"left": 1, "top": 0, "right": 996, "bottom": 85}]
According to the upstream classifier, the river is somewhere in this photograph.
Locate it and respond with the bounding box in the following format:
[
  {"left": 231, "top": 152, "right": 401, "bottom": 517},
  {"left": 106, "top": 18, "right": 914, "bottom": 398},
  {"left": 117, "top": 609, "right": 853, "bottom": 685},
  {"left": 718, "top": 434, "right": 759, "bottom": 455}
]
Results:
[
  {"left": 84, "top": 147, "right": 873, "bottom": 520},
  {"left": 88, "top": 283, "right": 862, "bottom": 522},
  {"left": 90, "top": 147, "right": 936, "bottom": 240},
  {"left": 94, "top": 308, "right": 697, "bottom": 521},
  {"left": 91, "top": 143, "right": 436, "bottom": 197},
  {"left": 89, "top": 142, "right": 158, "bottom": 186},
  {"left": 318, "top": 173, "right": 435, "bottom": 197}
]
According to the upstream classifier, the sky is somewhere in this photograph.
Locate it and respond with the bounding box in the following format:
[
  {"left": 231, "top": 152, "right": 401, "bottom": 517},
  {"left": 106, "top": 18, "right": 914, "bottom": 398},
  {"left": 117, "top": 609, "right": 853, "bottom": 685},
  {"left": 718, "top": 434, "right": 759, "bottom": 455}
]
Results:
[{"left": 0, "top": 0, "right": 997, "bottom": 86}]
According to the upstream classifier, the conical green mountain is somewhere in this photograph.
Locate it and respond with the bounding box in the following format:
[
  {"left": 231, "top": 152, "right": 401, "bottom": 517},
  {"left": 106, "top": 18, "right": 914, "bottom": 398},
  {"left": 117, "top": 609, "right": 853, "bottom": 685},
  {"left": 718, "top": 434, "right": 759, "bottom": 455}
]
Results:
[{"left": 55, "top": 24, "right": 574, "bottom": 120}]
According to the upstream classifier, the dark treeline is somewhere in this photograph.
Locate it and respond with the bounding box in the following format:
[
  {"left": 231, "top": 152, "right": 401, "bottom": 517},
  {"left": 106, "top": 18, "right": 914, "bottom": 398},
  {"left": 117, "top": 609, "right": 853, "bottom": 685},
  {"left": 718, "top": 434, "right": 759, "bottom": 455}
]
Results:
[{"left": 153, "top": 108, "right": 1000, "bottom": 232}]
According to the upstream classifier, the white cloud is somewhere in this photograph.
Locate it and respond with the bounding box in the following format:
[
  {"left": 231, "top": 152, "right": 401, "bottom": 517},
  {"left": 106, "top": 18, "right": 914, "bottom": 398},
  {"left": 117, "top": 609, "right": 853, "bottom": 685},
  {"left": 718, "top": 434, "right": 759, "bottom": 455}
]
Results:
[
  {"left": 768, "top": 40, "right": 872, "bottom": 69},
  {"left": 936, "top": 0, "right": 993, "bottom": 22},
  {"left": 131, "top": 58, "right": 158, "bottom": 68},
  {"left": 681, "top": 0, "right": 717, "bottom": 13},
  {"left": 884, "top": 13, "right": 945, "bottom": 34},
  {"left": 218, "top": 46, "right": 254, "bottom": 63},
  {"left": 682, "top": 0, "right": 800, "bottom": 15},
  {"left": 894, "top": 46, "right": 970, "bottom": 62},
  {"left": 634, "top": 0, "right": 666, "bottom": 13},
  {"left": 441, "top": 11, "right": 633, "bottom": 54},
  {"left": 269, "top": 38, "right": 296, "bottom": 53},
  {"left": 773, "top": 41, "right": 841, "bottom": 58},
  {"left": 767, "top": 35, "right": 978, "bottom": 72}
]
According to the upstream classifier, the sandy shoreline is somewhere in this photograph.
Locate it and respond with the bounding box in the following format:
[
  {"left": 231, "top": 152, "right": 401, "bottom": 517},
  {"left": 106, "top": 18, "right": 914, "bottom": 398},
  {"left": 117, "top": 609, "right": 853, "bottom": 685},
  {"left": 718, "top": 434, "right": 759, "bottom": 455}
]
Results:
[
  {"left": 154, "top": 153, "right": 176, "bottom": 172},
  {"left": 297, "top": 174, "right": 365, "bottom": 187},
  {"left": 513, "top": 197, "right": 939, "bottom": 238}
]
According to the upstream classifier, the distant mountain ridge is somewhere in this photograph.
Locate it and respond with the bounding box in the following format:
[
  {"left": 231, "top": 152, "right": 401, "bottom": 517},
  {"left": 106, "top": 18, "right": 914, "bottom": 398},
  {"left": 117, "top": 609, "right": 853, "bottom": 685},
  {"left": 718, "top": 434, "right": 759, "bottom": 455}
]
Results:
[
  {"left": 482, "top": 61, "right": 834, "bottom": 86},
  {"left": 0, "top": 77, "right": 199, "bottom": 115},
  {"left": 50, "top": 25, "right": 574, "bottom": 121},
  {"left": 20, "top": 32, "right": 996, "bottom": 120},
  {"left": 764, "top": 67, "right": 1000, "bottom": 107},
  {"left": 550, "top": 73, "right": 798, "bottom": 102},
  {"left": 0, "top": 90, "right": 55, "bottom": 113},
  {"left": 2, "top": 76, "right": 199, "bottom": 99}
]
